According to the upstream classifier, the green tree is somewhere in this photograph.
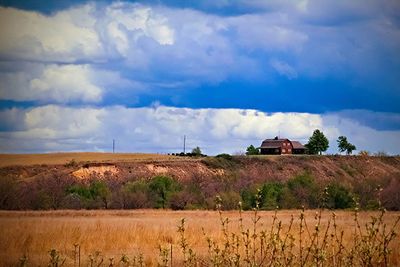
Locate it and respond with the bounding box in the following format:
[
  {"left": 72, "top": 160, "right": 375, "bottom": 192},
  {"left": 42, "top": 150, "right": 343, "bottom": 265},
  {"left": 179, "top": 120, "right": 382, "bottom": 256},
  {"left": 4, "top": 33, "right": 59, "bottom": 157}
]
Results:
[
  {"left": 246, "top": 145, "right": 260, "bottom": 155},
  {"left": 326, "top": 183, "right": 354, "bottom": 209},
  {"left": 149, "top": 176, "right": 181, "bottom": 208},
  {"left": 191, "top": 146, "right": 202, "bottom": 156},
  {"left": 258, "top": 182, "right": 284, "bottom": 209},
  {"left": 346, "top": 143, "right": 356, "bottom": 155},
  {"left": 67, "top": 180, "right": 111, "bottom": 209},
  {"left": 90, "top": 181, "right": 111, "bottom": 209},
  {"left": 305, "top": 129, "right": 329, "bottom": 155},
  {"left": 337, "top": 136, "right": 356, "bottom": 155}
]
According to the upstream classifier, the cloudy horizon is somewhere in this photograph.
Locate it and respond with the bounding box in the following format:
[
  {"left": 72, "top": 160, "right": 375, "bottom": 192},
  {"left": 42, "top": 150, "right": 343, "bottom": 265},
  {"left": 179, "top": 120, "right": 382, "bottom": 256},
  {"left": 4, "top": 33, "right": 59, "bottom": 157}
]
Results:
[{"left": 0, "top": 0, "right": 399, "bottom": 155}]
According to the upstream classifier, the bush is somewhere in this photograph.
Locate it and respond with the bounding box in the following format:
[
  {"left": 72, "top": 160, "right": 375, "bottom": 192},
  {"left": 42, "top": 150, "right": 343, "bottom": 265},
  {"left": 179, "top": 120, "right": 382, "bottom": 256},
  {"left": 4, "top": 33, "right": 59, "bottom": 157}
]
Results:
[
  {"left": 375, "top": 151, "right": 388, "bottom": 157},
  {"left": 325, "top": 183, "right": 354, "bottom": 209},
  {"left": 169, "top": 191, "right": 193, "bottom": 210},
  {"left": 64, "top": 159, "right": 78, "bottom": 168},
  {"left": 286, "top": 172, "right": 319, "bottom": 208},
  {"left": 149, "top": 175, "right": 182, "bottom": 209},
  {"left": 120, "top": 180, "right": 151, "bottom": 209},
  {"left": 358, "top": 150, "right": 370, "bottom": 156},
  {"left": 381, "top": 176, "right": 400, "bottom": 211},
  {"left": 191, "top": 147, "right": 202, "bottom": 156},
  {"left": 202, "top": 157, "right": 237, "bottom": 169},
  {"left": 259, "top": 182, "right": 284, "bottom": 210},
  {"left": 279, "top": 187, "right": 299, "bottom": 209},
  {"left": 218, "top": 191, "right": 242, "bottom": 210},
  {"left": 67, "top": 180, "right": 111, "bottom": 209},
  {"left": 246, "top": 145, "right": 260, "bottom": 155},
  {"left": 0, "top": 176, "right": 18, "bottom": 209},
  {"left": 240, "top": 186, "right": 258, "bottom": 210},
  {"left": 215, "top": 153, "right": 233, "bottom": 160},
  {"left": 353, "top": 178, "right": 382, "bottom": 210}
]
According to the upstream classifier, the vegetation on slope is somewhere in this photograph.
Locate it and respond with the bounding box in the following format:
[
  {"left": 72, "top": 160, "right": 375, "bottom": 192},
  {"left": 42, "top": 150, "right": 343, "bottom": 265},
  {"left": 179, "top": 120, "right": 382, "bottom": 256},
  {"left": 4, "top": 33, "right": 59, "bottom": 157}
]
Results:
[{"left": 0, "top": 155, "right": 399, "bottom": 211}]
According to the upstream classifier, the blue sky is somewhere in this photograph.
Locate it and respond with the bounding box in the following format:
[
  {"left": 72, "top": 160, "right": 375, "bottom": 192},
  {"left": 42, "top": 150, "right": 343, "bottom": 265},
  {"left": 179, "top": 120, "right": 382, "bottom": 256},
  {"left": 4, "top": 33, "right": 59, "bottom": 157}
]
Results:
[{"left": 0, "top": 0, "right": 399, "bottom": 154}]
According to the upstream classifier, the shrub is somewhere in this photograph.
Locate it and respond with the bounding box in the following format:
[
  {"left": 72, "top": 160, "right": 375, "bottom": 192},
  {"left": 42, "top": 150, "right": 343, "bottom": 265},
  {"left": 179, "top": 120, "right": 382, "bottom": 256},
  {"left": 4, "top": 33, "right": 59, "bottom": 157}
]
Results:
[
  {"left": 375, "top": 151, "right": 388, "bottom": 157},
  {"left": 381, "top": 176, "right": 400, "bottom": 211},
  {"left": 0, "top": 176, "right": 18, "bottom": 209},
  {"left": 191, "top": 147, "right": 202, "bottom": 156},
  {"left": 149, "top": 176, "right": 182, "bottom": 209},
  {"left": 120, "top": 180, "right": 151, "bottom": 209},
  {"left": 258, "top": 182, "right": 284, "bottom": 210},
  {"left": 169, "top": 191, "right": 193, "bottom": 210},
  {"left": 353, "top": 178, "right": 382, "bottom": 210},
  {"left": 245, "top": 145, "right": 260, "bottom": 155},
  {"left": 215, "top": 153, "right": 233, "bottom": 160},
  {"left": 325, "top": 183, "right": 354, "bottom": 209},
  {"left": 64, "top": 159, "right": 78, "bottom": 168},
  {"left": 67, "top": 180, "right": 111, "bottom": 209},
  {"left": 286, "top": 172, "right": 319, "bottom": 208},
  {"left": 218, "top": 191, "right": 242, "bottom": 210},
  {"left": 201, "top": 157, "right": 237, "bottom": 169},
  {"left": 240, "top": 186, "right": 258, "bottom": 210}
]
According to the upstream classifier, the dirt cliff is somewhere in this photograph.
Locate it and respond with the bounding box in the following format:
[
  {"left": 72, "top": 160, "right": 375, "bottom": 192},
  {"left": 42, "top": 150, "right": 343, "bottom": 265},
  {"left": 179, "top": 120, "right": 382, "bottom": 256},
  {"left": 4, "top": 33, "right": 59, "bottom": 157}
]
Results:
[{"left": 2, "top": 155, "right": 399, "bottom": 183}]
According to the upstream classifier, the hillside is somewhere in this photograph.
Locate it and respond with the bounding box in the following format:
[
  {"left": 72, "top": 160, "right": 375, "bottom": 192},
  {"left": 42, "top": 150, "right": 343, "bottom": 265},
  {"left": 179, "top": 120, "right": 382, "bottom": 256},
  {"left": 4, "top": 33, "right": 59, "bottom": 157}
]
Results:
[{"left": 1, "top": 154, "right": 399, "bottom": 210}]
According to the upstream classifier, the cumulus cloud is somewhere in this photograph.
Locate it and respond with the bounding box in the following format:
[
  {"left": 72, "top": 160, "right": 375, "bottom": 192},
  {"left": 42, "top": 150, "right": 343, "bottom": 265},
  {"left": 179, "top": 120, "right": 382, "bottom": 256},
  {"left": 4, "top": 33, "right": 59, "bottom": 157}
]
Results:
[
  {"left": 0, "top": 64, "right": 103, "bottom": 103},
  {"left": 1, "top": 1, "right": 399, "bottom": 105},
  {"left": 1, "top": 105, "right": 399, "bottom": 155},
  {"left": 0, "top": 5, "right": 104, "bottom": 62},
  {"left": 104, "top": 2, "right": 175, "bottom": 57}
]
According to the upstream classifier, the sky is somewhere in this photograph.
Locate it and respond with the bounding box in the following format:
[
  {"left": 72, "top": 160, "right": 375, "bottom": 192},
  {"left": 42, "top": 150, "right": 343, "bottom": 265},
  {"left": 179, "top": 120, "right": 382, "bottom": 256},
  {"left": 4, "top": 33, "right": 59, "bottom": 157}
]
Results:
[{"left": 0, "top": 0, "right": 399, "bottom": 155}]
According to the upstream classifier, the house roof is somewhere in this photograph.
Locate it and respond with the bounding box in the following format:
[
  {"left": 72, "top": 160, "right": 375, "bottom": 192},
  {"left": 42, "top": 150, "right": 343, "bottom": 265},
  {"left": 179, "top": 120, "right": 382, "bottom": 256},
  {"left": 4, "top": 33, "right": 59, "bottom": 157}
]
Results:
[
  {"left": 260, "top": 138, "right": 306, "bottom": 149},
  {"left": 260, "top": 138, "right": 288, "bottom": 148},
  {"left": 291, "top": 141, "right": 305, "bottom": 149}
]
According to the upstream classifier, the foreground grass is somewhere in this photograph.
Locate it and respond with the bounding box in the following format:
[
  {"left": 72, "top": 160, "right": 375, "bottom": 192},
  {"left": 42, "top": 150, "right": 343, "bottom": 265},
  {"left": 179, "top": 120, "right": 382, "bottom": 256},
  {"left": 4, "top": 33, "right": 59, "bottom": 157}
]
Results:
[{"left": 0, "top": 209, "right": 399, "bottom": 266}]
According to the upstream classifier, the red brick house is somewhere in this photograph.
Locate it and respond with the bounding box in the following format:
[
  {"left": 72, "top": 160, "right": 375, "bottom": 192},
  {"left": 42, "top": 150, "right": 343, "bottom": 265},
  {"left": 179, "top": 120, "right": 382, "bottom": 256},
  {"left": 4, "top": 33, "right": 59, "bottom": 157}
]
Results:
[{"left": 259, "top": 137, "right": 306, "bottom": 155}]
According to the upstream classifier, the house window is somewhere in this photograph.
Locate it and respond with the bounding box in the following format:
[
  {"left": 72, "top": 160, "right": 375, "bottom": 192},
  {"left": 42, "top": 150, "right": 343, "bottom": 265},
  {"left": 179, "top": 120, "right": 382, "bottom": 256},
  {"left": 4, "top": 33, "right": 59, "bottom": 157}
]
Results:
[
  {"left": 288, "top": 149, "right": 292, "bottom": 152},
  {"left": 283, "top": 143, "right": 286, "bottom": 146},
  {"left": 282, "top": 149, "right": 286, "bottom": 153}
]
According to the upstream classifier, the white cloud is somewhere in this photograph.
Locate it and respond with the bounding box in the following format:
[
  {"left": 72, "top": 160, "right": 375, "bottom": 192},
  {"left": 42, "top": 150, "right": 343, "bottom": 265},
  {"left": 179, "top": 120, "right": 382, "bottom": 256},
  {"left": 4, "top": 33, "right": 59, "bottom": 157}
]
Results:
[
  {"left": 1, "top": 105, "right": 399, "bottom": 155},
  {"left": 0, "top": 2, "right": 310, "bottom": 86},
  {"left": 106, "top": 3, "right": 175, "bottom": 46},
  {"left": 0, "top": 64, "right": 103, "bottom": 103},
  {"left": 1, "top": 1, "right": 397, "bottom": 96},
  {"left": 0, "top": 5, "right": 104, "bottom": 62},
  {"left": 29, "top": 65, "right": 102, "bottom": 103},
  {"left": 270, "top": 59, "right": 298, "bottom": 79},
  {"left": 229, "top": 14, "right": 308, "bottom": 53}
]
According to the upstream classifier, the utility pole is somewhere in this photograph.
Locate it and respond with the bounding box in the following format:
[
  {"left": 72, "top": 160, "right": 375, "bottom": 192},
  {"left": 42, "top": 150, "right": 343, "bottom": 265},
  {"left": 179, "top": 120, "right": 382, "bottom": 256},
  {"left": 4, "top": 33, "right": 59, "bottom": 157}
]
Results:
[
  {"left": 183, "top": 135, "right": 186, "bottom": 154},
  {"left": 113, "top": 139, "right": 115, "bottom": 153}
]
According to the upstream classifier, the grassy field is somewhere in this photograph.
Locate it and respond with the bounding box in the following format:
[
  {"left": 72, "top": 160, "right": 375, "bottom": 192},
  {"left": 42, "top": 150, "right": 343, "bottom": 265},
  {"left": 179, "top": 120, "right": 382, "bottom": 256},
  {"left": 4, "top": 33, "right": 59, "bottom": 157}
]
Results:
[
  {"left": 0, "top": 153, "right": 180, "bottom": 167},
  {"left": 0, "top": 209, "right": 399, "bottom": 266}
]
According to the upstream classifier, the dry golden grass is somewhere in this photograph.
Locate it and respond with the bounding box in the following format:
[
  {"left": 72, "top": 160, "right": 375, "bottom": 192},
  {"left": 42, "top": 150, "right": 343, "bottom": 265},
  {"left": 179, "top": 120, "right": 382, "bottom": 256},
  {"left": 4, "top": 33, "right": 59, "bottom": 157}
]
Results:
[
  {"left": 0, "top": 153, "right": 183, "bottom": 167},
  {"left": 0, "top": 209, "right": 399, "bottom": 266}
]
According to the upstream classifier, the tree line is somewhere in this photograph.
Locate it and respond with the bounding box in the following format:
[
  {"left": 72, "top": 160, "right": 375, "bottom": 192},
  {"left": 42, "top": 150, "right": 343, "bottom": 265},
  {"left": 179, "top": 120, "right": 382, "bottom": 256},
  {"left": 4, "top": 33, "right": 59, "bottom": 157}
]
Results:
[{"left": 1, "top": 167, "right": 398, "bottom": 211}]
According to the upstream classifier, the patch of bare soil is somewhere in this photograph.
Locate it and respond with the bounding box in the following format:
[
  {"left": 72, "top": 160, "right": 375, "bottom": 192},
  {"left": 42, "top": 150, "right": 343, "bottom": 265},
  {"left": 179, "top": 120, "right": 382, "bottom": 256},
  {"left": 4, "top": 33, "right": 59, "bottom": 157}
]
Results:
[{"left": 72, "top": 165, "right": 120, "bottom": 179}]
